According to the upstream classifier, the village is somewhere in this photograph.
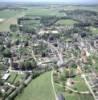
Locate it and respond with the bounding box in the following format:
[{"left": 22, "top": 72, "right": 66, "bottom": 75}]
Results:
[{"left": 0, "top": 2, "right": 98, "bottom": 100}]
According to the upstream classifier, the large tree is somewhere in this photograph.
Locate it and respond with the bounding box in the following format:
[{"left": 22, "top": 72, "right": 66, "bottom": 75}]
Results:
[
  {"left": 3, "top": 48, "right": 11, "bottom": 58},
  {"left": 10, "top": 24, "right": 18, "bottom": 32}
]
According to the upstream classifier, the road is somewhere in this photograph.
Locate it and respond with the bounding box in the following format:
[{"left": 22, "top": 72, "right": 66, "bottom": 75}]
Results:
[{"left": 82, "top": 74, "right": 97, "bottom": 100}]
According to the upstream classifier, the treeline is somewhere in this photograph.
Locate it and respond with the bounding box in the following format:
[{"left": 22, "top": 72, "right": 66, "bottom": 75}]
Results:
[
  {"left": 65, "top": 9, "right": 98, "bottom": 24},
  {"left": 40, "top": 16, "right": 59, "bottom": 26}
]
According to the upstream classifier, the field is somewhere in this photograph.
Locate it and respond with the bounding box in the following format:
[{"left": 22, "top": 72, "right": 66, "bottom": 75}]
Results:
[
  {"left": 26, "top": 8, "right": 63, "bottom": 17},
  {"left": 63, "top": 6, "right": 98, "bottom": 12},
  {"left": 55, "top": 19, "right": 78, "bottom": 26},
  {"left": 0, "top": 9, "right": 27, "bottom": 31},
  {"left": 0, "top": 9, "right": 22, "bottom": 19},
  {"left": 64, "top": 92, "right": 94, "bottom": 100},
  {"left": 90, "top": 26, "right": 98, "bottom": 34},
  {"left": 0, "top": 8, "right": 63, "bottom": 31},
  {"left": 15, "top": 72, "right": 55, "bottom": 100}
]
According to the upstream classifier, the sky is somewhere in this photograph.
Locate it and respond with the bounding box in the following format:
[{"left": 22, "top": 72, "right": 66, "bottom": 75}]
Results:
[{"left": 0, "top": 0, "right": 98, "bottom": 4}]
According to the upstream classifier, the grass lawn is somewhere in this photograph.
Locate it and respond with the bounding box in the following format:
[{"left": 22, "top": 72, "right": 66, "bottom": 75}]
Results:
[
  {"left": 73, "top": 75, "right": 89, "bottom": 92},
  {"left": 55, "top": 19, "right": 78, "bottom": 26},
  {"left": 15, "top": 72, "right": 55, "bottom": 100},
  {"left": 55, "top": 83, "right": 94, "bottom": 100},
  {"left": 64, "top": 92, "right": 94, "bottom": 100}
]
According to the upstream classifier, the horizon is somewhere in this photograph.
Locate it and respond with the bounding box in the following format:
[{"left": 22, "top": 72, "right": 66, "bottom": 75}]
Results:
[{"left": 0, "top": 0, "right": 98, "bottom": 4}]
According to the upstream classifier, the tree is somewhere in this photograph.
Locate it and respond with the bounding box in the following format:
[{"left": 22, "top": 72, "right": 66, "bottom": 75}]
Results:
[
  {"left": 19, "top": 62, "right": 25, "bottom": 70},
  {"left": 15, "top": 39, "right": 20, "bottom": 45},
  {"left": 6, "top": 42, "right": 11, "bottom": 48},
  {"left": 0, "top": 45, "right": 5, "bottom": 52},
  {"left": 40, "top": 16, "right": 58, "bottom": 26},
  {"left": 24, "top": 61, "right": 33, "bottom": 70},
  {"left": 19, "top": 25, "right": 36, "bottom": 34},
  {"left": 19, "top": 60, "right": 37, "bottom": 71},
  {"left": 0, "top": 39, "right": 3, "bottom": 45},
  {"left": 24, "top": 41, "right": 29, "bottom": 47},
  {"left": 3, "top": 48, "right": 11, "bottom": 58},
  {"left": 10, "top": 24, "right": 18, "bottom": 32},
  {"left": 72, "top": 63, "right": 77, "bottom": 68}
]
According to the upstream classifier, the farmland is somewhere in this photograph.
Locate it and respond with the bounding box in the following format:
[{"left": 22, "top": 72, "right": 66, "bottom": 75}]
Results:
[
  {"left": 0, "top": 9, "right": 22, "bottom": 19},
  {"left": 0, "top": 9, "right": 27, "bottom": 31},
  {"left": 26, "top": 8, "right": 63, "bottom": 17},
  {"left": 0, "top": 8, "right": 63, "bottom": 31}
]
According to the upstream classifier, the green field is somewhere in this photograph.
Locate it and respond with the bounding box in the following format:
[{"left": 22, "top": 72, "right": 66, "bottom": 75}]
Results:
[
  {"left": 73, "top": 76, "right": 89, "bottom": 92},
  {"left": 26, "top": 8, "right": 63, "bottom": 17},
  {"left": 0, "top": 8, "right": 62, "bottom": 31},
  {"left": 64, "top": 92, "right": 94, "bottom": 100},
  {"left": 0, "top": 9, "right": 22, "bottom": 19},
  {"left": 0, "top": 10, "right": 26, "bottom": 31},
  {"left": 55, "top": 19, "right": 78, "bottom": 26},
  {"left": 90, "top": 26, "right": 98, "bottom": 34},
  {"left": 15, "top": 72, "right": 55, "bottom": 100}
]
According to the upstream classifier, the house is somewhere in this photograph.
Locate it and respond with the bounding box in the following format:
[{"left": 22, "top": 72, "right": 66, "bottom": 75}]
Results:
[
  {"left": 2, "top": 73, "right": 10, "bottom": 80},
  {"left": 94, "top": 40, "right": 98, "bottom": 48}
]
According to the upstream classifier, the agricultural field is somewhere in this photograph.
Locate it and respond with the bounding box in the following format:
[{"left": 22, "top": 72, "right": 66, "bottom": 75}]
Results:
[
  {"left": 0, "top": 7, "right": 64, "bottom": 31},
  {"left": 15, "top": 72, "right": 55, "bottom": 100},
  {"left": 26, "top": 8, "right": 64, "bottom": 17},
  {"left": 0, "top": 9, "right": 22, "bottom": 19},
  {"left": 63, "top": 6, "right": 98, "bottom": 12},
  {"left": 55, "top": 19, "right": 78, "bottom": 26},
  {"left": 0, "top": 9, "right": 27, "bottom": 31}
]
